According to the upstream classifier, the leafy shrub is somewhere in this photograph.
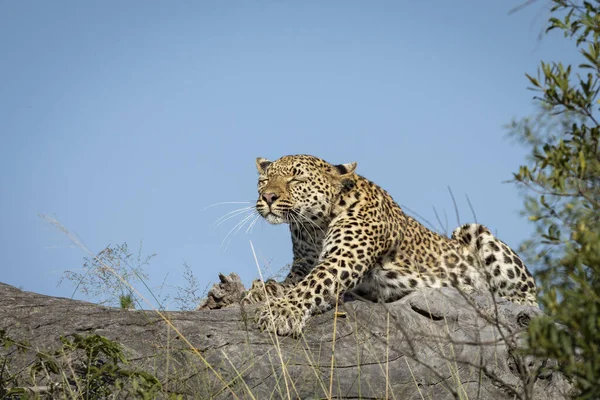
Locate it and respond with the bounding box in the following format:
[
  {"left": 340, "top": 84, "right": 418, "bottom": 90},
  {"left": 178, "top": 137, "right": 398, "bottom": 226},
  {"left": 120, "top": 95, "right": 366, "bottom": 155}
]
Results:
[{"left": 508, "top": 1, "right": 600, "bottom": 398}]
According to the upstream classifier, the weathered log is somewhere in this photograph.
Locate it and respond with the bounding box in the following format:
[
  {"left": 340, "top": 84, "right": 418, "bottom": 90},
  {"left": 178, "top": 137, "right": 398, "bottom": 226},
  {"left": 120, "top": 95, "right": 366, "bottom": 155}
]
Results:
[{"left": 0, "top": 280, "right": 572, "bottom": 399}]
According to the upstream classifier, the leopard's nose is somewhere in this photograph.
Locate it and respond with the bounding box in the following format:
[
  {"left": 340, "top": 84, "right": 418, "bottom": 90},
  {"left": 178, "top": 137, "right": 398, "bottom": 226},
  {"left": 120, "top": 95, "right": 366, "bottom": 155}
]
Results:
[{"left": 262, "top": 192, "right": 279, "bottom": 206}]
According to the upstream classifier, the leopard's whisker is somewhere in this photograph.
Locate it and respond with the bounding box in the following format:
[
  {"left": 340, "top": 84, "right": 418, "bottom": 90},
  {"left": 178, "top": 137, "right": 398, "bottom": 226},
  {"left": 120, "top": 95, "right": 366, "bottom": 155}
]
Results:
[
  {"left": 288, "top": 212, "right": 308, "bottom": 242},
  {"left": 290, "top": 211, "right": 321, "bottom": 249},
  {"left": 203, "top": 201, "right": 253, "bottom": 211},
  {"left": 232, "top": 212, "right": 256, "bottom": 237},
  {"left": 290, "top": 213, "right": 314, "bottom": 247},
  {"left": 301, "top": 217, "right": 321, "bottom": 248},
  {"left": 220, "top": 212, "right": 255, "bottom": 249},
  {"left": 294, "top": 209, "right": 325, "bottom": 236},
  {"left": 213, "top": 206, "right": 255, "bottom": 228},
  {"left": 249, "top": 214, "right": 262, "bottom": 234},
  {"left": 246, "top": 214, "right": 261, "bottom": 234},
  {"left": 214, "top": 205, "right": 255, "bottom": 223},
  {"left": 294, "top": 209, "right": 326, "bottom": 234}
]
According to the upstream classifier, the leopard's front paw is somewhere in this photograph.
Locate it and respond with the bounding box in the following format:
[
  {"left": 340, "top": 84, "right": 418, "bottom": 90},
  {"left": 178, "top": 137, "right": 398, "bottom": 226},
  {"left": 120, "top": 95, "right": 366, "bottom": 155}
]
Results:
[
  {"left": 241, "top": 279, "right": 286, "bottom": 305},
  {"left": 256, "top": 298, "right": 308, "bottom": 337}
]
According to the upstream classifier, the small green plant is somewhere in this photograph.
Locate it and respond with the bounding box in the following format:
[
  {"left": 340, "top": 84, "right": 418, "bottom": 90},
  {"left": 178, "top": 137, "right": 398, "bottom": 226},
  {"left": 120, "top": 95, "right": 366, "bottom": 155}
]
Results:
[
  {"left": 54, "top": 334, "right": 162, "bottom": 398},
  {"left": 0, "top": 329, "right": 30, "bottom": 399},
  {"left": 2, "top": 330, "right": 165, "bottom": 399},
  {"left": 119, "top": 294, "right": 136, "bottom": 310}
]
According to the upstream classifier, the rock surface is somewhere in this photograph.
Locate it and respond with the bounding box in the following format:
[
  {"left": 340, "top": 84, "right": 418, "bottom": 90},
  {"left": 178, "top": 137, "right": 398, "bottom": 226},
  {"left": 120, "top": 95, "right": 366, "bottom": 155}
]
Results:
[{"left": 0, "top": 281, "right": 571, "bottom": 399}]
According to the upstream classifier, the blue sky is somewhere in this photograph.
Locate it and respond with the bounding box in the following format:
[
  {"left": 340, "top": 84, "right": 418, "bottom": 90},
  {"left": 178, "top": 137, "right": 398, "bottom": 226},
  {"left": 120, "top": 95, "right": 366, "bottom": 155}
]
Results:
[{"left": 0, "top": 1, "right": 577, "bottom": 308}]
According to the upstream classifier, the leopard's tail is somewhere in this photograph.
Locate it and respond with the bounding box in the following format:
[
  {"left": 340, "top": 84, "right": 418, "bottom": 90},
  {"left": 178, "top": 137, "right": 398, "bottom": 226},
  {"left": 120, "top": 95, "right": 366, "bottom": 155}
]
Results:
[{"left": 452, "top": 223, "right": 538, "bottom": 307}]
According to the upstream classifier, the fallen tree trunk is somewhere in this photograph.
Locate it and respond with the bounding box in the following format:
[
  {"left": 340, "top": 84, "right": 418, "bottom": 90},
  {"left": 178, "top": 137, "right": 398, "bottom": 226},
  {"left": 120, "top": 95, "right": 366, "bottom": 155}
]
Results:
[{"left": 0, "top": 280, "right": 572, "bottom": 399}]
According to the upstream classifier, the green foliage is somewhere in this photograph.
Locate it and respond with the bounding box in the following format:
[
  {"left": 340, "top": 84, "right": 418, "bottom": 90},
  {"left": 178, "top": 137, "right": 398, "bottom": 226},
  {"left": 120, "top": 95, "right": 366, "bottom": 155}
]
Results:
[
  {"left": 119, "top": 294, "right": 136, "bottom": 310},
  {"left": 1, "top": 330, "right": 164, "bottom": 399},
  {"left": 508, "top": 1, "right": 600, "bottom": 398},
  {"left": 56, "top": 334, "right": 162, "bottom": 399},
  {"left": 1, "top": 329, "right": 30, "bottom": 398}
]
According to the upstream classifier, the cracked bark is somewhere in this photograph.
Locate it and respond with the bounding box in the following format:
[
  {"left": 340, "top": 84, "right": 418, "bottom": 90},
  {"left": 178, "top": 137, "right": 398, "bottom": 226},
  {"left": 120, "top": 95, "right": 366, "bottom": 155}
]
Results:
[{"left": 0, "top": 281, "right": 572, "bottom": 399}]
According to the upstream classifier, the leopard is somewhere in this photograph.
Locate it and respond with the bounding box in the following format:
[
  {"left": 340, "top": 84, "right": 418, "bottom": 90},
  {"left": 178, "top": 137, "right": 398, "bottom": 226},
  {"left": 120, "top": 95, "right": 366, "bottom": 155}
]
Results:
[{"left": 244, "top": 154, "right": 538, "bottom": 337}]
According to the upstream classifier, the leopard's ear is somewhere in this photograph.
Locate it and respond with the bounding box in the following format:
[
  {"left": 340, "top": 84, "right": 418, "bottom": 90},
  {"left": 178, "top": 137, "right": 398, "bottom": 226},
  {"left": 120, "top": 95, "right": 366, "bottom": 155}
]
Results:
[
  {"left": 256, "top": 157, "right": 272, "bottom": 174},
  {"left": 334, "top": 162, "right": 357, "bottom": 176}
]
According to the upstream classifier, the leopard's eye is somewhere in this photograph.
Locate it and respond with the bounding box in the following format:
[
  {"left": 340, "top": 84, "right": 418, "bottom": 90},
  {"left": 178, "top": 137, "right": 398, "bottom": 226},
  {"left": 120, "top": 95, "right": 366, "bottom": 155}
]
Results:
[
  {"left": 258, "top": 178, "right": 268, "bottom": 186},
  {"left": 289, "top": 177, "right": 308, "bottom": 184}
]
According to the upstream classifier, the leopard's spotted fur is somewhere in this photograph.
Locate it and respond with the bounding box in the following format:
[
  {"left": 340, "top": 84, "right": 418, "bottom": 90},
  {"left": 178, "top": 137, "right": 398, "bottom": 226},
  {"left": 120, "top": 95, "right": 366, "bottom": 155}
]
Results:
[{"left": 245, "top": 155, "right": 537, "bottom": 337}]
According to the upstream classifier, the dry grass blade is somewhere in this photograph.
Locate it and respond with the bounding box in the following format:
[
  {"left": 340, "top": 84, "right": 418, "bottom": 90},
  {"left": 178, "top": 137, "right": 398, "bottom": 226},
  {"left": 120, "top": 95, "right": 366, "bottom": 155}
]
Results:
[
  {"left": 328, "top": 285, "right": 342, "bottom": 399},
  {"left": 249, "top": 240, "right": 293, "bottom": 400},
  {"left": 447, "top": 186, "right": 461, "bottom": 227},
  {"left": 39, "top": 214, "right": 241, "bottom": 400}
]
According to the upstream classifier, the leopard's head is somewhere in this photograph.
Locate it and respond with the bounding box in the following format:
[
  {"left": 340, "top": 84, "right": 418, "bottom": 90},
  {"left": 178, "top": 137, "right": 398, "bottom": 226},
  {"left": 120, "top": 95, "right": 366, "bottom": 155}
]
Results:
[{"left": 255, "top": 154, "right": 357, "bottom": 225}]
